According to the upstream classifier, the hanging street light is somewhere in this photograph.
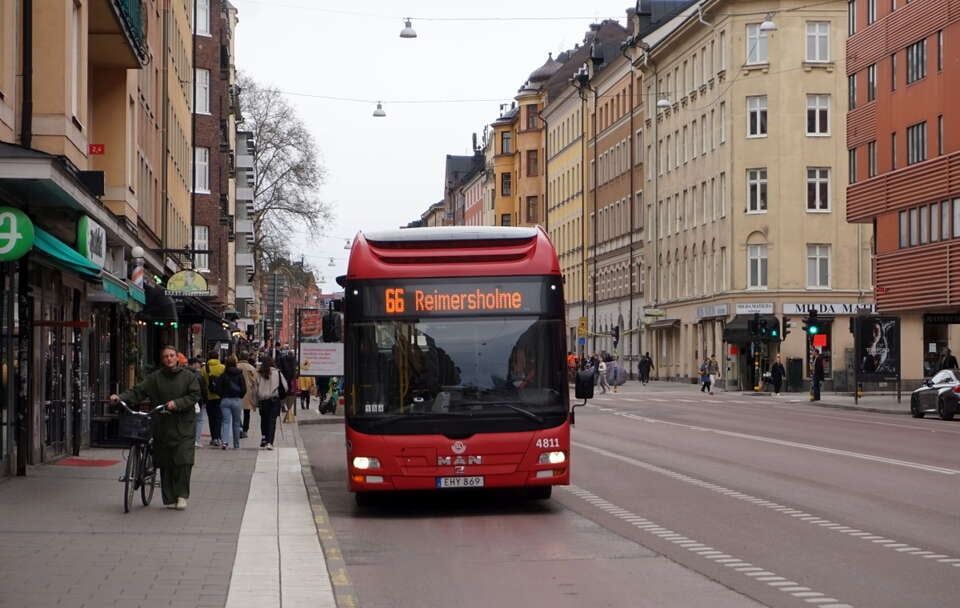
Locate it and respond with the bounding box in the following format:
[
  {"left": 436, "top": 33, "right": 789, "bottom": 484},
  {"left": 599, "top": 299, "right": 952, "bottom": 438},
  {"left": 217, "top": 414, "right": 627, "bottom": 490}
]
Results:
[
  {"left": 372, "top": 101, "right": 386, "bottom": 117},
  {"left": 399, "top": 18, "right": 417, "bottom": 38}
]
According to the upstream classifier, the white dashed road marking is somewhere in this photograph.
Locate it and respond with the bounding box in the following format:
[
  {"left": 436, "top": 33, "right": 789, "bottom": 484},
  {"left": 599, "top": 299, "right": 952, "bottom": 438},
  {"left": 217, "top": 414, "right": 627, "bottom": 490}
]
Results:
[
  {"left": 574, "top": 440, "right": 960, "bottom": 570},
  {"left": 564, "top": 485, "right": 853, "bottom": 608}
]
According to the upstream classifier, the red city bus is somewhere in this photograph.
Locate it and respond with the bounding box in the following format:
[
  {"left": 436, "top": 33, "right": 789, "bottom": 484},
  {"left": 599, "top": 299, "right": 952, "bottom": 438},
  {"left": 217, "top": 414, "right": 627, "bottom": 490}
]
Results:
[{"left": 340, "top": 226, "right": 571, "bottom": 504}]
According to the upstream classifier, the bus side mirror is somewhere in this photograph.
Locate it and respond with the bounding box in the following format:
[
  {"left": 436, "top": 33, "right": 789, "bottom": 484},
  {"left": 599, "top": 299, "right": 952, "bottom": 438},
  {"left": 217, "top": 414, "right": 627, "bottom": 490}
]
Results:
[{"left": 574, "top": 368, "right": 595, "bottom": 400}]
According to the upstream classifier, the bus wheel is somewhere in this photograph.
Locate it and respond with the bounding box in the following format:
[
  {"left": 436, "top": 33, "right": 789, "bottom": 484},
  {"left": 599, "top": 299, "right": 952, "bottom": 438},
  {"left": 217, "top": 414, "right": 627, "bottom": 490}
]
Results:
[
  {"left": 355, "top": 492, "right": 377, "bottom": 507},
  {"left": 527, "top": 486, "right": 552, "bottom": 500}
]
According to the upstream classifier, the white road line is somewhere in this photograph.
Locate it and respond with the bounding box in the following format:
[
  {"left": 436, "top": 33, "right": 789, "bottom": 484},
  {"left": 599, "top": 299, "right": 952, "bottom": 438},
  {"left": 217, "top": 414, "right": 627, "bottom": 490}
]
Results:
[
  {"left": 574, "top": 440, "right": 960, "bottom": 570},
  {"left": 563, "top": 485, "right": 852, "bottom": 607},
  {"left": 608, "top": 410, "right": 960, "bottom": 475}
]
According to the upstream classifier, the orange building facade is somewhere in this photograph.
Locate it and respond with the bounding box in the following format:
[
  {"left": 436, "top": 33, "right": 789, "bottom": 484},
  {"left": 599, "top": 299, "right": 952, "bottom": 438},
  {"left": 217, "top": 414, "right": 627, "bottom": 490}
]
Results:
[{"left": 846, "top": 0, "right": 960, "bottom": 380}]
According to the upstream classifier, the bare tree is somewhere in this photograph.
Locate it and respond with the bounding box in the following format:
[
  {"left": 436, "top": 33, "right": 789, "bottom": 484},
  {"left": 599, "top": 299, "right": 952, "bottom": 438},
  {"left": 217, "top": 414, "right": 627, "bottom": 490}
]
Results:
[{"left": 238, "top": 73, "right": 332, "bottom": 306}]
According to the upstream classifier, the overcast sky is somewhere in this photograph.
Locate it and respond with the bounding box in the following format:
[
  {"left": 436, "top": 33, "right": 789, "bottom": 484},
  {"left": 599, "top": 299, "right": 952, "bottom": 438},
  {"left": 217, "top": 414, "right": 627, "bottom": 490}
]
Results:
[{"left": 231, "top": 0, "right": 635, "bottom": 291}]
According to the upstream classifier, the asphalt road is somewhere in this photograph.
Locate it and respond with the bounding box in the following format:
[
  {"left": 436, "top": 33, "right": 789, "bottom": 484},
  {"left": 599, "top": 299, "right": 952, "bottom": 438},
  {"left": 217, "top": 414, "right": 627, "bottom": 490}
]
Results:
[{"left": 302, "top": 384, "right": 960, "bottom": 608}]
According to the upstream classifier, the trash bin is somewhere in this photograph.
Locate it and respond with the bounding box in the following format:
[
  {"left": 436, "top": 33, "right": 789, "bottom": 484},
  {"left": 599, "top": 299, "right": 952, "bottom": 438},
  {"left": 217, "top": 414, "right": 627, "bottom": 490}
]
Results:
[{"left": 787, "top": 357, "right": 803, "bottom": 392}]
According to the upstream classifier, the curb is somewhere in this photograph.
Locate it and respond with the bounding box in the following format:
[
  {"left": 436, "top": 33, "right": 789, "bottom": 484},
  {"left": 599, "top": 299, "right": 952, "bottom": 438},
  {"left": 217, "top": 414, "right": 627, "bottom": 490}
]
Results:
[
  {"left": 299, "top": 417, "right": 344, "bottom": 426},
  {"left": 795, "top": 400, "right": 908, "bottom": 415},
  {"left": 293, "top": 422, "right": 358, "bottom": 607}
]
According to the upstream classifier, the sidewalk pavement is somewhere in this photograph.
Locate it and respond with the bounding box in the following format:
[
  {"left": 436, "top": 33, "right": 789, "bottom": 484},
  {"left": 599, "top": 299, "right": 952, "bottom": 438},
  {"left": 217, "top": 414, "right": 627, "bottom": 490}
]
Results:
[
  {"left": 594, "top": 379, "right": 911, "bottom": 415},
  {"left": 0, "top": 399, "right": 345, "bottom": 608}
]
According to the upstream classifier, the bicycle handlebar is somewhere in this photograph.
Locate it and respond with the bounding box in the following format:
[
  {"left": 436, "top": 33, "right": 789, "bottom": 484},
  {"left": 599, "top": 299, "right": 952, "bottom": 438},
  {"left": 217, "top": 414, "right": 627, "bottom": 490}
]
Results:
[{"left": 114, "top": 399, "right": 167, "bottom": 415}]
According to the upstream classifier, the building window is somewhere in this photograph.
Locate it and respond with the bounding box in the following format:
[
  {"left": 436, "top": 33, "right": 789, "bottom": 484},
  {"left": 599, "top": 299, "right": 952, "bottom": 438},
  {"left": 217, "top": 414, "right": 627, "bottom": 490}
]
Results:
[
  {"left": 938, "top": 30, "right": 943, "bottom": 71},
  {"left": 868, "top": 141, "right": 877, "bottom": 177},
  {"left": 849, "top": 148, "right": 858, "bottom": 184},
  {"left": 193, "top": 147, "right": 209, "bottom": 193},
  {"left": 196, "top": 0, "right": 210, "bottom": 36},
  {"left": 848, "top": 0, "right": 857, "bottom": 36},
  {"left": 938, "top": 115, "right": 944, "bottom": 155},
  {"left": 919, "top": 205, "right": 930, "bottom": 243},
  {"left": 931, "top": 202, "right": 940, "bottom": 242},
  {"left": 747, "top": 95, "right": 767, "bottom": 137},
  {"left": 526, "top": 196, "right": 538, "bottom": 223},
  {"left": 500, "top": 131, "right": 512, "bottom": 154},
  {"left": 807, "top": 94, "right": 830, "bottom": 135},
  {"left": 899, "top": 211, "right": 908, "bottom": 247},
  {"left": 943, "top": 200, "right": 952, "bottom": 240},
  {"left": 195, "top": 69, "right": 210, "bottom": 114},
  {"left": 526, "top": 149, "right": 538, "bottom": 177},
  {"left": 719, "top": 31, "right": 726, "bottom": 69},
  {"left": 748, "top": 244, "right": 768, "bottom": 289},
  {"left": 848, "top": 75, "right": 857, "bottom": 110},
  {"left": 194, "top": 226, "right": 209, "bottom": 271},
  {"left": 719, "top": 101, "right": 726, "bottom": 143},
  {"left": 807, "top": 168, "right": 830, "bottom": 211},
  {"left": 891, "top": 53, "right": 897, "bottom": 90},
  {"left": 501, "top": 213, "right": 511, "bottom": 226},
  {"left": 910, "top": 207, "right": 919, "bottom": 245},
  {"left": 807, "top": 244, "right": 830, "bottom": 288},
  {"left": 746, "top": 24, "right": 768, "bottom": 64},
  {"left": 867, "top": 64, "right": 877, "bottom": 101},
  {"left": 747, "top": 168, "right": 768, "bottom": 213},
  {"left": 806, "top": 22, "right": 830, "bottom": 62},
  {"left": 907, "top": 39, "right": 926, "bottom": 83},
  {"left": 866, "top": 0, "right": 877, "bottom": 23},
  {"left": 891, "top": 131, "right": 898, "bottom": 169},
  {"left": 501, "top": 172, "right": 512, "bottom": 196},
  {"left": 526, "top": 105, "right": 538, "bottom": 130},
  {"left": 907, "top": 121, "right": 927, "bottom": 165}
]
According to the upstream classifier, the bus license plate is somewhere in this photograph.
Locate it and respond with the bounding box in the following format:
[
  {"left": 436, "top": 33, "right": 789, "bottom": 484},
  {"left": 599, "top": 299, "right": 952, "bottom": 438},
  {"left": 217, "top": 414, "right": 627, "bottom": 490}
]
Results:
[{"left": 436, "top": 476, "right": 484, "bottom": 489}]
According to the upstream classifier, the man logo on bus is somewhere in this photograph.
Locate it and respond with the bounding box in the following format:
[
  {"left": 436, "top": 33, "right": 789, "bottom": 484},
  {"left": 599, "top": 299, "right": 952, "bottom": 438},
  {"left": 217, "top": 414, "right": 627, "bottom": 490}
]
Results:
[
  {"left": 451, "top": 441, "right": 466, "bottom": 454},
  {"left": 385, "top": 288, "right": 406, "bottom": 313}
]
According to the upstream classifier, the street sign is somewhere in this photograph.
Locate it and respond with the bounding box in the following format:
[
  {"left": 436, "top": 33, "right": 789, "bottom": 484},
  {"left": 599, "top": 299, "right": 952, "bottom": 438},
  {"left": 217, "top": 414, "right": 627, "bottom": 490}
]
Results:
[
  {"left": 577, "top": 316, "right": 588, "bottom": 337},
  {"left": 577, "top": 336, "right": 586, "bottom": 345},
  {"left": 0, "top": 207, "right": 34, "bottom": 261},
  {"left": 644, "top": 308, "right": 666, "bottom": 318}
]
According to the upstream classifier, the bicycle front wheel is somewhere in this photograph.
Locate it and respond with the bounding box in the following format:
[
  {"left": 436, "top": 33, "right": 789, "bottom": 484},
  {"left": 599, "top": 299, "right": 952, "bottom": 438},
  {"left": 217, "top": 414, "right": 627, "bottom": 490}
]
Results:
[
  {"left": 141, "top": 447, "right": 156, "bottom": 506},
  {"left": 123, "top": 445, "right": 140, "bottom": 513}
]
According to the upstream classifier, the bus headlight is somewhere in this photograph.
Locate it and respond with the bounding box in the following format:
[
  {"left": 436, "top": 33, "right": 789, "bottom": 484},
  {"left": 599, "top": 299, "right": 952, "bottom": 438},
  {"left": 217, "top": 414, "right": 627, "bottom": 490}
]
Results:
[
  {"left": 539, "top": 451, "right": 566, "bottom": 465},
  {"left": 352, "top": 456, "right": 381, "bottom": 470}
]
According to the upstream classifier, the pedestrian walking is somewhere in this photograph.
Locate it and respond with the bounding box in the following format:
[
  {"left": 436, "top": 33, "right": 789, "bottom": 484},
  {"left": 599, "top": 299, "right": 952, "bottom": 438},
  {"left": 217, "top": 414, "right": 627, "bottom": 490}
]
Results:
[
  {"left": 608, "top": 358, "right": 625, "bottom": 393},
  {"left": 770, "top": 354, "right": 786, "bottom": 396},
  {"left": 639, "top": 352, "right": 654, "bottom": 385},
  {"left": 255, "top": 355, "right": 288, "bottom": 450},
  {"left": 217, "top": 355, "right": 247, "bottom": 450},
  {"left": 201, "top": 351, "right": 225, "bottom": 447},
  {"left": 111, "top": 345, "right": 200, "bottom": 510},
  {"left": 237, "top": 351, "right": 258, "bottom": 438},
  {"left": 187, "top": 357, "right": 208, "bottom": 447},
  {"left": 699, "top": 358, "right": 712, "bottom": 393},
  {"left": 276, "top": 348, "right": 298, "bottom": 420},
  {"left": 597, "top": 359, "right": 609, "bottom": 393},
  {"left": 707, "top": 354, "right": 720, "bottom": 395},
  {"left": 938, "top": 347, "right": 958, "bottom": 371},
  {"left": 298, "top": 376, "right": 315, "bottom": 410},
  {"left": 811, "top": 348, "right": 825, "bottom": 401}
]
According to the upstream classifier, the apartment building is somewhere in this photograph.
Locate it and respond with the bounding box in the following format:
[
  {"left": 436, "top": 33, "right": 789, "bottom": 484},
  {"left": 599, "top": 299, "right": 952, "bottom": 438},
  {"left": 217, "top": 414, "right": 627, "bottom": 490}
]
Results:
[
  {"left": 846, "top": 0, "right": 959, "bottom": 383},
  {"left": 639, "top": 0, "right": 871, "bottom": 390}
]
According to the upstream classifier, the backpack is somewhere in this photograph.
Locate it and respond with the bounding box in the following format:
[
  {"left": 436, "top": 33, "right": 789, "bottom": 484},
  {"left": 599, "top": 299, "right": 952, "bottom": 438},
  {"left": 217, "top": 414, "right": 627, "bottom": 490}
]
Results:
[{"left": 206, "top": 362, "right": 223, "bottom": 395}]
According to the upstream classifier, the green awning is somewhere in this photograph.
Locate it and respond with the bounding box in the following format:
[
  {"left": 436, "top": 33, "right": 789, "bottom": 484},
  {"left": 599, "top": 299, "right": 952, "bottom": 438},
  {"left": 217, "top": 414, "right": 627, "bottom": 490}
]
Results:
[
  {"left": 33, "top": 227, "right": 100, "bottom": 278},
  {"left": 127, "top": 282, "right": 145, "bottom": 304},
  {"left": 101, "top": 273, "right": 128, "bottom": 300}
]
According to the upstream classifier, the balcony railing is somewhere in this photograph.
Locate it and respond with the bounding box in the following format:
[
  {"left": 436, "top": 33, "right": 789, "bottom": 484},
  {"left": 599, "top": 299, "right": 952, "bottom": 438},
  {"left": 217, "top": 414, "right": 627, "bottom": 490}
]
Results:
[{"left": 114, "top": 0, "right": 148, "bottom": 62}]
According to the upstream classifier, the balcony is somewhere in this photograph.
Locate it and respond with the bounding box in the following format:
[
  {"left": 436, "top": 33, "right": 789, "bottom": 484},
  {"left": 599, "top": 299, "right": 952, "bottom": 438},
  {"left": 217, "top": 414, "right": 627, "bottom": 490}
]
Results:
[
  {"left": 237, "top": 187, "right": 254, "bottom": 202},
  {"left": 89, "top": 0, "right": 148, "bottom": 68},
  {"left": 236, "top": 153, "right": 254, "bottom": 169},
  {"left": 235, "top": 218, "right": 253, "bottom": 234},
  {"left": 236, "top": 253, "right": 254, "bottom": 267},
  {"left": 236, "top": 285, "right": 255, "bottom": 300}
]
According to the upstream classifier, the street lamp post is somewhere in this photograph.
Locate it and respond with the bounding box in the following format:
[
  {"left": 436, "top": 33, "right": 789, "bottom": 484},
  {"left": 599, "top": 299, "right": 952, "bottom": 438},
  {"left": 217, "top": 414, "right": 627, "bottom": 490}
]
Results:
[{"left": 572, "top": 66, "right": 597, "bottom": 359}]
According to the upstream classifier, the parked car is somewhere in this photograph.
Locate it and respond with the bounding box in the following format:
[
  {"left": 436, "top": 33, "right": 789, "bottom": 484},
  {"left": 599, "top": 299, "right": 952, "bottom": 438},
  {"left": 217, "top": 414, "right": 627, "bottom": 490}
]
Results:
[{"left": 910, "top": 369, "right": 959, "bottom": 420}]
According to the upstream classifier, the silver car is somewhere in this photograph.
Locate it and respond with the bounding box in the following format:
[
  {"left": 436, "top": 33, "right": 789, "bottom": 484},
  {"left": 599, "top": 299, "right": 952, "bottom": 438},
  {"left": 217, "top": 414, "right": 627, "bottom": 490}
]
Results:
[{"left": 910, "top": 369, "right": 959, "bottom": 420}]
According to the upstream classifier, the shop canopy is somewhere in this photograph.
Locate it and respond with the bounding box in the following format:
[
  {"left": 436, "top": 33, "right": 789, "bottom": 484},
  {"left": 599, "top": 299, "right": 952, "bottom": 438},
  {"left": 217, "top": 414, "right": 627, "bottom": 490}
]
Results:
[
  {"left": 723, "top": 314, "right": 781, "bottom": 344},
  {"left": 33, "top": 227, "right": 100, "bottom": 279}
]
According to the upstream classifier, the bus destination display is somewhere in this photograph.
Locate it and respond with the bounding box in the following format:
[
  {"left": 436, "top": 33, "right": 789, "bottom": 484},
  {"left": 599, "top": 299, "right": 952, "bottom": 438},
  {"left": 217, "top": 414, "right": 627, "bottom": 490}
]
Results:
[{"left": 359, "top": 280, "right": 553, "bottom": 318}]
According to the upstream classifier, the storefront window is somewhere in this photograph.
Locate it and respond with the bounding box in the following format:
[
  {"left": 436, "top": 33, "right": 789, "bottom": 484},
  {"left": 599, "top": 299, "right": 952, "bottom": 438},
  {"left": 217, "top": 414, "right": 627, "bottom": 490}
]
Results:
[{"left": 806, "top": 319, "right": 833, "bottom": 378}]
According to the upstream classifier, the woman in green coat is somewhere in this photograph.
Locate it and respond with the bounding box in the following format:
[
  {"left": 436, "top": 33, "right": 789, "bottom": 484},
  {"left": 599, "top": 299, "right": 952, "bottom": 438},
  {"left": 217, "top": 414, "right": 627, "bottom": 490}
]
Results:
[{"left": 112, "top": 345, "right": 200, "bottom": 510}]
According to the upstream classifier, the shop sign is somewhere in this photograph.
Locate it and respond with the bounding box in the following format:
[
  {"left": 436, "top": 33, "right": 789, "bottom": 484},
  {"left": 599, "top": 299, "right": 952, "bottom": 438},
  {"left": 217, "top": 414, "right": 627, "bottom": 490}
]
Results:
[
  {"left": 643, "top": 308, "right": 667, "bottom": 318},
  {"left": 0, "top": 207, "right": 35, "bottom": 261},
  {"left": 783, "top": 302, "right": 876, "bottom": 315},
  {"left": 696, "top": 303, "right": 729, "bottom": 319},
  {"left": 923, "top": 313, "right": 960, "bottom": 324},
  {"left": 736, "top": 302, "right": 773, "bottom": 314},
  {"left": 77, "top": 215, "right": 106, "bottom": 268},
  {"left": 164, "top": 269, "right": 211, "bottom": 297}
]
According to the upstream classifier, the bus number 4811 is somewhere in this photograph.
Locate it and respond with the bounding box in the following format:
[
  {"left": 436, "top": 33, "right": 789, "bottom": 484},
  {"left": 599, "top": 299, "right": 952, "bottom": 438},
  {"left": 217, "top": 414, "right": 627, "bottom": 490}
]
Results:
[{"left": 536, "top": 438, "right": 560, "bottom": 448}]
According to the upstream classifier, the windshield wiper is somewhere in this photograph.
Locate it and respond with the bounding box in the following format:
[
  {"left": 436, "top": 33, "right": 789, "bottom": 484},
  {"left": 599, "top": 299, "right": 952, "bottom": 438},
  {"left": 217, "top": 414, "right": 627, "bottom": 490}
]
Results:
[
  {"left": 366, "top": 411, "right": 471, "bottom": 430},
  {"left": 479, "top": 403, "right": 544, "bottom": 423}
]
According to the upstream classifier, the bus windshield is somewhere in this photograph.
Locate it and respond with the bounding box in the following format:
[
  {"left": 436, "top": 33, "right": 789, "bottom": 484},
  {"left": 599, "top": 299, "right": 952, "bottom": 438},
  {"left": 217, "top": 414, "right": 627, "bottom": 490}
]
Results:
[{"left": 349, "top": 317, "right": 566, "bottom": 420}]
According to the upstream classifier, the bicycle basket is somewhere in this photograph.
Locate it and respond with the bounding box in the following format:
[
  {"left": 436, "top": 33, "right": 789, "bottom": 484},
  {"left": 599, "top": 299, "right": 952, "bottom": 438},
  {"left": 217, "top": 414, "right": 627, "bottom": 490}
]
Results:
[{"left": 118, "top": 411, "right": 153, "bottom": 441}]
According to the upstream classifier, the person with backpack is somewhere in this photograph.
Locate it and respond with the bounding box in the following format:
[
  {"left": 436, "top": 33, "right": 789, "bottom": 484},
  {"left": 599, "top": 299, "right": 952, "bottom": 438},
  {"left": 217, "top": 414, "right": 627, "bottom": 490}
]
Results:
[
  {"left": 217, "top": 355, "right": 247, "bottom": 449},
  {"left": 254, "top": 355, "right": 288, "bottom": 450},
  {"left": 236, "top": 351, "right": 258, "bottom": 438},
  {"left": 201, "top": 351, "right": 225, "bottom": 447},
  {"left": 188, "top": 357, "right": 208, "bottom": 447}
]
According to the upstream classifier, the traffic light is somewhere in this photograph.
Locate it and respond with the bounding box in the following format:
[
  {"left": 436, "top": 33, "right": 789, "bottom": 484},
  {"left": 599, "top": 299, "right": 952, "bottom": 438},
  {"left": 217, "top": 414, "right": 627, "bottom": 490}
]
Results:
[
  {"left": 749, "top": 312, "right": 760, "bottom": 337},
  {"left": 759, "top": 319, "right": 769, "bottom": 337},
  {"left": 782, "top": 316, "right": 793, "bottom": 340},
  {"left": 803, "top": 310, "right": 819, "bottom": 335},
  {"left": 611, "top": 325, "right": 620, "bottom": 349}
]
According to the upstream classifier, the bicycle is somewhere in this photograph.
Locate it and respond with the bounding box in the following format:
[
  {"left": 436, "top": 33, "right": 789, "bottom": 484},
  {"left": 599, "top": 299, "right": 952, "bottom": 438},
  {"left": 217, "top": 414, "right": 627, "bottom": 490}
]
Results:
[{"left": 115, "top": 400, "right": 166, "bottom": 513}]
